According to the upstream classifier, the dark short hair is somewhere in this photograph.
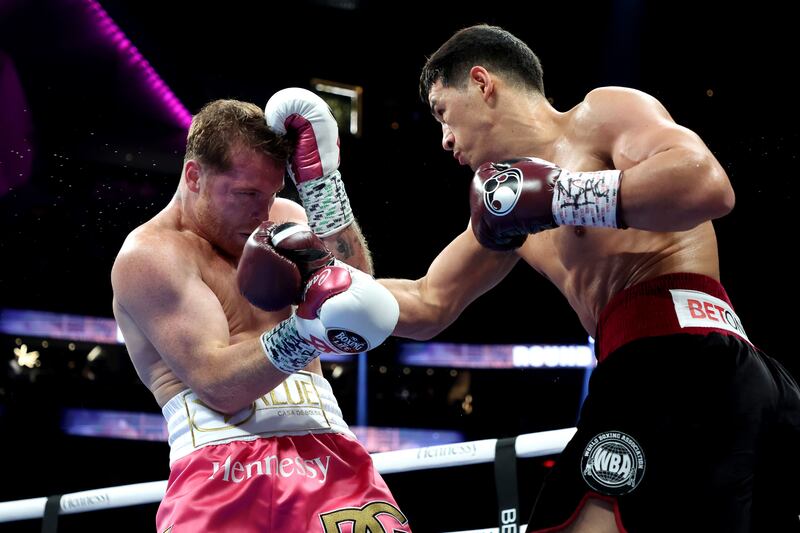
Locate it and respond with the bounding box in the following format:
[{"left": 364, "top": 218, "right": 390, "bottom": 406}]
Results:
[
  {"left": 420, "top": 24, "right": 544, "bottom": 102},
  {"left": 185, "top": 99, "right": 291, "bottom": 172}
]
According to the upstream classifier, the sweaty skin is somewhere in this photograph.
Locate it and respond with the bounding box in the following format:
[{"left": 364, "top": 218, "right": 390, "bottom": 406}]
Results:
[
  {"left": 112, "top": 147, "right": 371, "bottom": 413},
  {"left": 385, "top": 78, "right": 732, "bottom": 342},
  {"left": 517, "top": 89, "right": 721, "bottom": 335},
  {"left": 113, "top": 196, "right": 307, "bottom": 409},
  {"left": 383, "top": 71, "right": 733, "bottom": 533}
]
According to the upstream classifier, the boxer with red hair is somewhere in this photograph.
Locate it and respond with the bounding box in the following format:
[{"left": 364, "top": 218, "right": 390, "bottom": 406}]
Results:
[{"left": 112, "top": 95, "right": 410, "bottom": 532}]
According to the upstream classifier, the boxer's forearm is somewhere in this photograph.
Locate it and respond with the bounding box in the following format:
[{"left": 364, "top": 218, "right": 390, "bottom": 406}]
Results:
[
  {"left": 188, "top": 337, "right": 296, "bottom": 414},
  {"left": 379, "top": 278, "right": 450, "bottom": 340},
  {"left": 380, "top": 228, "right": 519, "bottom": 340},
  {"left": 321, "top": 219, "right": 373, "bottom": 274}
]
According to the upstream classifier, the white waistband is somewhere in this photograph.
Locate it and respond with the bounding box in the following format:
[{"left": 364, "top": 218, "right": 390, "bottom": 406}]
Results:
[{"left": 162, "top": 372, "right": 354, "bottom": 464}]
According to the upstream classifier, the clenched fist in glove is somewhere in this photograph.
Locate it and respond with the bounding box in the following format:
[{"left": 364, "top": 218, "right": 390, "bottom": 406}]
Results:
[
  {"left": 237, "top": 221, "right": 333, "bottom": 311},
  {"left": 469, "top": 157, "right": 624, "bottom": 251},
  {"left": 265, "top": 88, "right": 353, "bottom": 237},
  {"left": 237, "top": 221, "right": 398, "bottom": 374},
  {"left": 259, "top": 261, "right": 398, "bottom": 374}
]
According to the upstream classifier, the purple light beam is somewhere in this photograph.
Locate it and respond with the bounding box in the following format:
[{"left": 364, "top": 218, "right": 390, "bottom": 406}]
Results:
[{"left": 81, "top": 0, "right": 192, "bottom": 130}]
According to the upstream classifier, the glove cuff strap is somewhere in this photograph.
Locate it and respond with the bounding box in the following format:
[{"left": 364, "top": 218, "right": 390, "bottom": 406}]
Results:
[
  {"left": 296, "top": 171, "right": 355, "bottom": 237},
  {"left": 552, "top": 169, "right": 624, "bottom": 229},
  {"left": 260, "top": 316, "right": 320, "bottom": 374}
]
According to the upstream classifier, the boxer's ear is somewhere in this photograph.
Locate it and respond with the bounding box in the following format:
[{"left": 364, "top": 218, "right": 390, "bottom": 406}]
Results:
[{"left": 184, "top": 160, "right": 202, "bottom": 193}]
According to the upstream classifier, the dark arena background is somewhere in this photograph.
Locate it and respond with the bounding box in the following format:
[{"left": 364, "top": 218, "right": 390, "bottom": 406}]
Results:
[{"left": 0, "top": 1, "right": 797, "bottom": 531}]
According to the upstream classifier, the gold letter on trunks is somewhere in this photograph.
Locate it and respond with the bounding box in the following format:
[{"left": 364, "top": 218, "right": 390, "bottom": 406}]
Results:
[{"left": 320, "top": 501, "right": 407, "bottom": 532}]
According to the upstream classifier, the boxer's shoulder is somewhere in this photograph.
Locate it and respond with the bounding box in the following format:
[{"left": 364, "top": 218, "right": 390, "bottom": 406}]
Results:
[
  {"left": 113, "top": 222, "right": 202, "bottom": 295},
  {"left": 569, "top": 87, "right": 665, "bottom": 136},
  {"left": 123, "top": 222, "right": 200, "bottom": 262},
  {"left": 269, "top": 197, "right": 307, "bottom": 224},
  {"left": 583, "top": 86, "right": 659, "bottom": 109}
]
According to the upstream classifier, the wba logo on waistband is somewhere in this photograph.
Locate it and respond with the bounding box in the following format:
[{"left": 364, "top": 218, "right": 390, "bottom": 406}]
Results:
[{"left": 669, "top": 289, "right": 749, "bottom": 342}]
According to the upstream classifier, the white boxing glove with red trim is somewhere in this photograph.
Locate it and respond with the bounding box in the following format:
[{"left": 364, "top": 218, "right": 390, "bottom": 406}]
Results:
[
  {"left": 295, "top": 261, "right": 398, "bottom": 354},
  {"left": 264, "top": 88, "right": 353, "bottom": 237},
  {"left": 260, "top": 261, "right": 398, "bottom": 374}
]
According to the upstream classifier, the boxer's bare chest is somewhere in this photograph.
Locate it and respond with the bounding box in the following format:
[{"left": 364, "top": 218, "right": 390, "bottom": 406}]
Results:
[
  {"left": 545, "top": 137, "right": 614, "bottom": 253},
  {"left": 517, "top": 134, "right": 638, "bottom": 332},
  {"left": 517, "top": 129, "right": 716, "bottom": 334}
]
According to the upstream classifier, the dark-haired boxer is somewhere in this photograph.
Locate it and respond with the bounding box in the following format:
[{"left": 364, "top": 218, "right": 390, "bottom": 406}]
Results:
[
  {"left": 380, "top": 24, "right": 800, "bottom": 533},
  {"left": 112, "top": 93, "right": 411, "bottom": 532}
]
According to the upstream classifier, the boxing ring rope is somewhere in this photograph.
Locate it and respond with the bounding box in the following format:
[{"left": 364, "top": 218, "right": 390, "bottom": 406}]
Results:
[{"left": 0, "top": 427, "right": 576, "bottom": 524}]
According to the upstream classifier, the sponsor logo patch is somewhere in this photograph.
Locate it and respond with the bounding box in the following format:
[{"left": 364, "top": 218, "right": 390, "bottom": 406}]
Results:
[
  {"left": 327, "top": 329, "right": 368, "bottom": 353},
  {"left": 581, "top": 431, "right": 645, "bottom": 495},
  {"left": 669, "top": 289, "right": 749, "bottom": 341}
]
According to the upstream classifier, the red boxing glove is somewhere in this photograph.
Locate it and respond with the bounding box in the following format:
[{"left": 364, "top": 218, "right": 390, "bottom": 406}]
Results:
[
  {"left": 469, "top": 157, "right": 623, "bottom": 250},
  {"left": 237, "top": 221, "right": 333, "bottom": 311},
  {"left": 469, "top": 158, "right": 560, "bottom": 251}
]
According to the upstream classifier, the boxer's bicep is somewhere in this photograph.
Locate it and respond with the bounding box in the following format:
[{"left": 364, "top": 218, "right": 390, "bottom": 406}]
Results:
[
  {"left": 613, "top": 116, "right": 708, "bottom": 171},
  {"left": 381, "top": 227, "right": 518, "bottom": 340},
  {"left": 112, "top": 243, "right": 231, "bottom": 392},
  {"left": 590, "top": 88, "right": 733, "bottom": 230}
]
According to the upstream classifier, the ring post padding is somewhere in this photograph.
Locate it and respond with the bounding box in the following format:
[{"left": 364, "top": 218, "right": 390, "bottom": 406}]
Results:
[
  {"left": 494, "top": 437, "right": 519, "bottom": 531},
  {"left": 41, "top": 494, "right": 61, "bottom": 533}
]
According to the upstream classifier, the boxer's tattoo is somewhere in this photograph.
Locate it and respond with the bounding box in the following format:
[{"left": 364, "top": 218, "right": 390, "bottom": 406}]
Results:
[
  {"left": 322, "top": 221, "right": 373, "bottom": 274},
  {"left": 334, "top": 235, "right": 354, "bottom": 259}
]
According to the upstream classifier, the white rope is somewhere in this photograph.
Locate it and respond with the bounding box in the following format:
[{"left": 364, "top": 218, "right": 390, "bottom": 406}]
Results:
[
  {"left": 0, "top": 481, "right": 168, "bottom": 523},
  {"left": 372, "top": 427, "right": 575, "bottom": 474},
  {"left": 0, "top": 427, "right": 575, "bottom": 523}
]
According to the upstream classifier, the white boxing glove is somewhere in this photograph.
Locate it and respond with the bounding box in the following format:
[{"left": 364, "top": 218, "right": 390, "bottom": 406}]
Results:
[
  {"left": 259, "top": 261, "right": 399, "bottom": 374},
  {"left": 295, "top": 261, "right": 399, "bottom": 354},
  {"left": 265, "top": 88, "right": 353, "bottom": 237}
]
